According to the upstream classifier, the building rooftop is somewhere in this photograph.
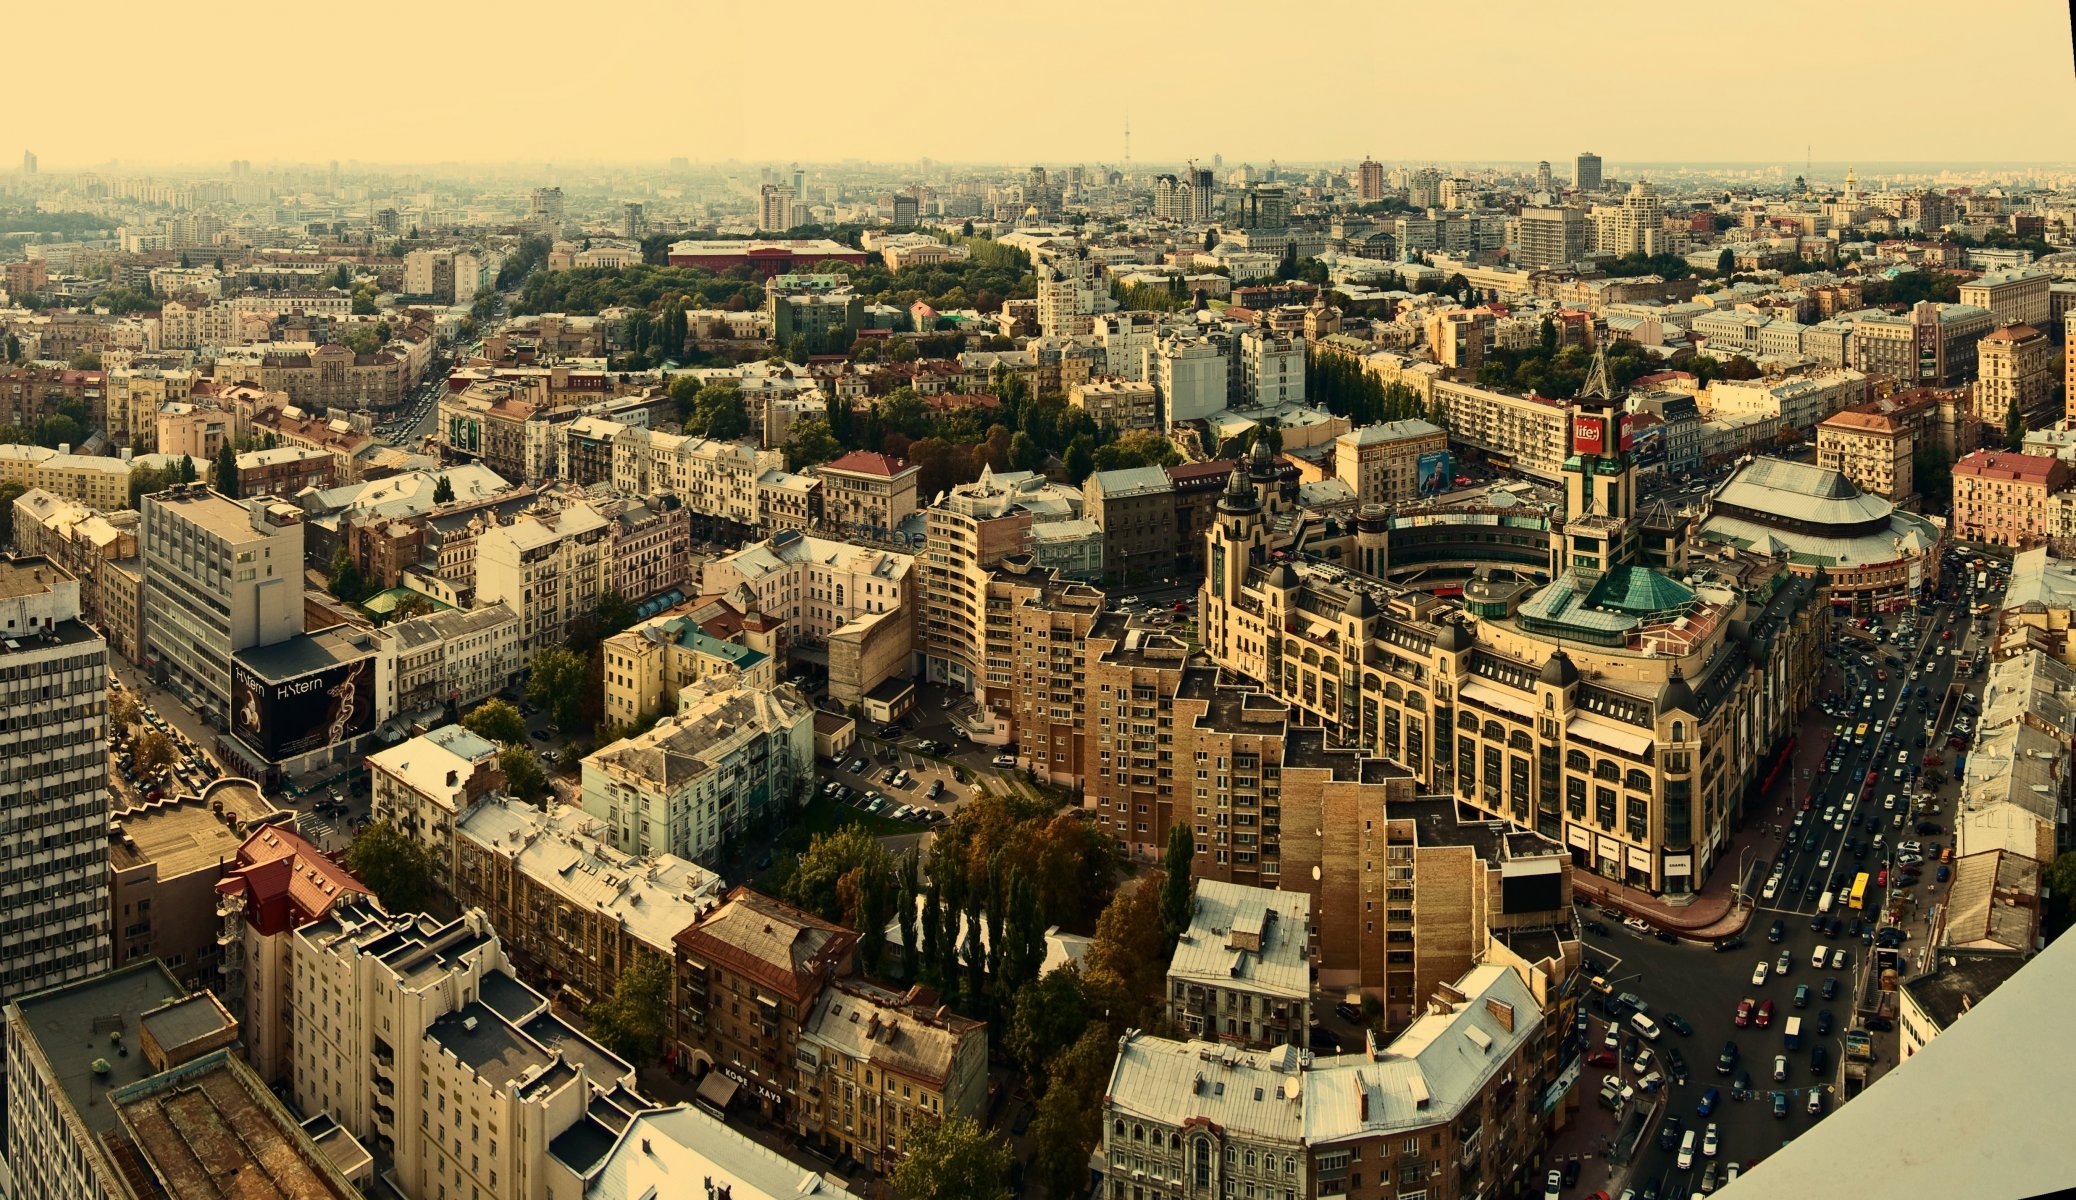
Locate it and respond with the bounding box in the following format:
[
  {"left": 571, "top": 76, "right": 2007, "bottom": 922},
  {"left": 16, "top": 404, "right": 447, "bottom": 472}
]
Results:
[
  {"left": 110, "top": 777, "right": 290, "bottom": 877},
  {"left": 583, "top": 1104, "right": 858, "bottom": 1199},
  {"left": 366, "top": 723, "right": 499, "bottom": 800},
  {"left": 1953, "top": 450, "right": 2061, "bottom": 485},
  {"left": 1337, "top": 418, "right": 1443, "bottom": 446},
  {"left": 146, "top": 487, "right": 295, "bottom": 544},
  {"left": 587, "top": 678, "right": 813, "bottom": 793},
  {"left": 231, "top": 622, "right": 374, "bottom": 684},
  {"left": 7, "top": 961, "right": 207, "bottom": 1138},
  {"left": 820, "top": 450, "right": 917, "bottom": 479},
  {"left": 800, "top": 979, "right": 985, "bottom": 1092},
  {"left": 672, "top": 887, "right": 857, "bottom": 1005},
  {"left": 108, "top": 1051, "right": 360, "bottom": 1200},
  {"left": 1090, "top": 465, "right": 1177, "bottom": 498},
  {"left": 1169, "top": 880, "right": 1311, "bottom": 1001},
  {"left": 215, "top": 823, "right": 371, "bottom": 938}
]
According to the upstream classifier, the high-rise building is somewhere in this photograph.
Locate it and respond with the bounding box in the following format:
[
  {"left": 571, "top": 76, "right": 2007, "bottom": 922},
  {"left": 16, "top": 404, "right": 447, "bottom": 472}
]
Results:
[
  {"left": 1575, "top": 151, "right": 1603, "bottom": 191},
  {"left": 140, "top": 485, "right": 305, "bottom": 729},
  {"left": 1590, "top": 179, "right": 1664, "bottom": 256},
  {"left": 793, "top": 163, "right": 806, "bottom": 199},
  {"left": 1973, "top": 323, "right": 2055, "bottom": 430},
  {"left": 1536, "top": 159, "right": 1553, "bottom": 193},
  {"left": 0, "top": 557, "right": 108, "bottom": 999},
  {"left": 760, "top": 182, "right": 794, "bottom": 231},
  {"left": 621, "top": 200, "right": 645, "bottom": 239},
  {"left": 1409, "top": 167, "right": 1444, "bottom": 209},
  {"left": 19, "top": 150, "right": 33, "bottom": 175},
  {"left": 1357, "top": 157, "right": 1384, "bottom": 202},
  {"left": 1513, "top": 205, "right": 1587, "bottom": 269},
  {"left": 528, "top": 185, "right": 565, "bottom": 232}
]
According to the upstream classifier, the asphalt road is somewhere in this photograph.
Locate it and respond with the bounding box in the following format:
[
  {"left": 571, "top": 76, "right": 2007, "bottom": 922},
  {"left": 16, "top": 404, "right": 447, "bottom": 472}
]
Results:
[{"left": 1579, "top": 577, "right": 1999, "bottom": 1196}]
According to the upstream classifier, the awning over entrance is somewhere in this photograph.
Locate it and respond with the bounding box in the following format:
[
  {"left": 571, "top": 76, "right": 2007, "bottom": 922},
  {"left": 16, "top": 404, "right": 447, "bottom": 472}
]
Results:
[{"left": 696, "top": 1071, "right": 740, "bottom": 1112}]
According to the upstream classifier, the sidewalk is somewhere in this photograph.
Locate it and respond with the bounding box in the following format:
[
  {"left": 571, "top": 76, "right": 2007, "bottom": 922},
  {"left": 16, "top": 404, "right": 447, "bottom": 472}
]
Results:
[{"left": 1575, "top": 676, "right": 1840, "bottom": 939}]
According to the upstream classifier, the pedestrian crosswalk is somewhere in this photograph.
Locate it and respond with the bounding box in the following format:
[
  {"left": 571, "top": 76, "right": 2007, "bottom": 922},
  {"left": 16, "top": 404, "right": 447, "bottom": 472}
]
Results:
[{"left": 301, "top": 818, "right": 337, "bottom": 844}]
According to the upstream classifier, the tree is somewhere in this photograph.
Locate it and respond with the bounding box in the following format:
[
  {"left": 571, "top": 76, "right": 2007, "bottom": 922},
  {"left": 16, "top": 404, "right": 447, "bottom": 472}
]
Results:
[
  {"left": 585, "top": 955, "right": 671, "bottom": 1066},
  {"left": 1082, "top": 876, "right": 1169, "bottom": 1028},
  {"left": 2, "top": 333, "right": 19, "bottom": 363},
  {"left": 498, "top": 745, "right": 551, "bottom": 805},
  {"left": 893, "top": 850, "right": 920, "bottom": 982},
  {"left": 134, "top": 729, "right": 176, "bottom": 776},
  {"left": 1159, "top": 823, "right": 1195, "bottom": 943},
  {"left": 176, "top": 454, "right": 197, "bottom": 484},
  {"left": 214, "top": 442, "right": 240, "bottom": 499},
  {"left": 890, "top": 1115, "right": 1012, "bottom": 1200},
  {"left": 785, "top": 825, "right": 893, "bottom": 925},
  {"left": 1539, "top": 317, "right": 1557, "bottom": 353},
  {"left": 326, "top": 546, "right": 369, "bottom": 604},
  {"left": 2044, "top": 850, "right": 2076, "bottom": 939},
  {"left": 1717, "top": 248, "right": 1736, "bottom": 277},
  {"left": 345, "top": 821, "right": 433, "bottom": 914},
  {"left": 782, "top": 417, "right": 844, "bottom": 470},
  {"left": 109, "top": 688, "right": 141, "bottom": 734},
  {"left": 0, "top": 479, "right": 23, "bottom": 551},
  {"left": 1063, "top": 436, "right": 1095, "bottom": 484},
  {"left": 2005, "top": 397, "right": 2027, "bottom": 451},
  {"left": 1005, "top": 966, "right": 1090, "bottom": 1089},
  {"left": 1276, "top": 241, "right": 1299, "bottom": 281},
  {"left": 432, "top": 474, "right": 455, "bottom": 504},
  {"left": 67, "top": 351, "right": 101, "bottom": 371},
  {"left": 1032, "top": 1027, "right": 1118, "bottom": 1199},
  {"left": 128, "top": 463, "right": 181, "bottom": 509},
  {"left": 463, "top": 698, "right": 527, "bottom": 746},
  {"left": 526, "top": 646, "right": 589, "bottom": 732}
]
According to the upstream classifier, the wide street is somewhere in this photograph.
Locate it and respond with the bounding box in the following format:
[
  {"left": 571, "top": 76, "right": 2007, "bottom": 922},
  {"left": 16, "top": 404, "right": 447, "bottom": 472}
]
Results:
[{"left": 1573, "top": 556, "right": 2000, "bottom": 1197}]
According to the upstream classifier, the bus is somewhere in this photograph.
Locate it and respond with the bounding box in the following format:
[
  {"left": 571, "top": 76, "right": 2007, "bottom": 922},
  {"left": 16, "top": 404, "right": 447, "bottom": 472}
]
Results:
[{"left": 1848, "top": 872, "right": 1871, "bottom": 911}]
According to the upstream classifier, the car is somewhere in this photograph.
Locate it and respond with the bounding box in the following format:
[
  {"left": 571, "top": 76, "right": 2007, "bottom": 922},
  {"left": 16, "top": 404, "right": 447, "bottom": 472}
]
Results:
[
  {"left": 927, "top": 779, "right": 945, "bottom": 800},
  {"left": 1700, "top": 1121, "right": 1720, "bottom": 1159},
  {"left": 1831, "top": 948, "right": 1848, "bottom": 970},
  {"left": 1754, "top": 999, "right": 1774, "bottom": 1028},
  {"left": 1582, "top": 919, "right": 1610, "bottom": 936},
  {"left": 1751, "top": 961, "right": 1769, "bottom": 986},
  {"left": 1622, "top": 915, "right": 1650, "bottom": 934},
  {"left": 1772, "top": 1054, "right": 1788, "bottom": 1082},
  {"left": 1732, "top": 1067, "right": 1752, "bottom": 1096},
  {"left": 1676, "top": 1130, "right": 1698, "bottom": 1171},
  {"left": 1734, "top": 998, "right": 1754, "bottom": 1028},
  {"left": 991, "top": 754, "right": 1017, "bottom": 767},
  {"left": 1664, "top": 1046, "right": 1687, "bottom": 1082},
  {"left": 529, "top": 728, "right": 549, "bottom": 741},
  {"left": 1663, "top": 1012, "right": 1692, "bottom": 1037},
  {"left": 1717, "top": 1041, "right": 1739, "bottom": 1074},
  {"left": 1816, "top": 1010, "right": 1834, "bottom": 1036},
  {"left": 1766, "top": 919, "right": 1784, "bottom": 943},
  {"left": 1654, "top": 927, "right": 1680, "bottom": 944},
  {"left": 1658, "top": 1114, "right": 1685, "bottom": 1152},
  {"left": 849, "top": 757, "right": 868, "bottom": 774},
  {"left": 1810, "top": 1045, "right": 1831, "bottom": 1076},
  {"left": 1696, "top": 1086, "right": 1720, "bottom": 1117},
  {"left": 1630, "top": 1047, "right": 1653, "bottom": 1074},
  {"left": 1544, "top": 1170, "right": 1563, "bottom": 1200},
  {"left": 1586, "top": 1048, "right": 1617, "bottom": 1068},
  {"left": 1637, "top": 1069, "right": 1665, "bottom": 1094},
  {"left": 1772, "top": 1090, "right": 1790, "bottom": 1118},
  {"left": 1865, "top": 1015, "right": 1895, "bottom": 1032},
  {"left": 1777, "top": 951, "right": 1793, "bottom": 976},
  {"left": 1714, "top": 936, "right": 1746, "bottom": 953}
]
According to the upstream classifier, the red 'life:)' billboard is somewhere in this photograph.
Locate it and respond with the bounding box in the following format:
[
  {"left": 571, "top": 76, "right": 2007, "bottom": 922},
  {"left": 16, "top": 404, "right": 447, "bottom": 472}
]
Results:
[{"left": 1573, "top": 414, "right": 1606, "bottom": 454}]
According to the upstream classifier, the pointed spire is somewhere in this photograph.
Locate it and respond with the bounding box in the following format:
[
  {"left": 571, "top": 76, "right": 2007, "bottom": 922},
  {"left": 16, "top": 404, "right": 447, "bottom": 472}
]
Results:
[{"left": 1578, "top": 341, "right": 1614, "bottom": 405}]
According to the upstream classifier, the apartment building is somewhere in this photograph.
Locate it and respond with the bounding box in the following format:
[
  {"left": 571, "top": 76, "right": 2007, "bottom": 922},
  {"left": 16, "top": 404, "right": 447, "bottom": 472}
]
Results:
[
  {"left": 288, "top": 905, "right": 644, "bottom": 1200},
  {"left": 813, "top": 451, "right": 922, "bottom": 537},
  {"left": 155, "top": 400, "right": 232, "bottom": 460},
  {"left": 1816, "top": 408, "right": 1915, "bottom": 505},
  {"left": 672, "top": 887, "right": 858, "bottom": 1120},
  {"left": 109, "top": 777, "right": 290, "bottom": 992},
  {"left": 0, "top": 443, "right": 137, "bottom": 510},
  {"left": 11, "top": 488, "right": 137, "bottom": 617},
  {"left": 1335, "top": 419, "right": 1449, "bottom": 507},
  {"left": 105, "top": 367, "right": 198, "bottom": 449},
  {"left": 451, "top": 796, "right": 723, "bottom": 1011},
  {"left": 1959, "top": 267, "right": 2051, "bottom": 329},
  {"left": 794, "top": 979, "right": 989, "bottom": 1174},
  {"left": 0, "top": 558, "right": 109, "bottom": 999},
  {"left": 4, "top": 961, "right": 360, "bottom": 1200},
  {"left": 601, "top": 603, "right": 780, "bottom": 728},
  {"left": 1166, "top": 881, "right": 1311, "bottom": 1048},
  {"left": 1848, "top": 301, "right": 1996, "bottom": 387},
  {"left": 1070, "top": 377, "right": 1160, "bottom": 431},
  {"left": 371, "top": 600, "right": 522, "bottom": 720},
  {"left": 601, "top": 493, "right": 693, "bottom": 604},
  {"left": 234, "top": 444, "right": 337, "bottom": 497},
  {"left": 1972, "top": 324, "right": 2055, "bottom": 430},
  {"left": 1590, "top": 180, "right": 1666, "bottom": 256},
  {"left": 368, "top": 725, "right": 504, "bottom": 890},
  {"left": 990, "top": 556, "right": 1105, "bottom": 779},
  {"left": 581, "top": 677, "right": 816, "bottom": 863},
  {"left": 256, "top": 344, "right": 409, "bottom": 413},
  {"left": 701, "top": 528, "right": 913, "bottom": 707},
  {"left": 1952, "top": 450, "right": 2071, "bottom": 548},
  {"left": 1103, "top": 962, "right": 1550, "bottom": 1200},
  {"left": 1430, "top": 378, "right": 1571, "bottom": 481},
  {"left": 606, "top": 426, "right": 778, "bottom": 534},
  {"left": 1085, "top": 465, "right": 1177, "bottom": 585},
  {"left": 212, "top": 822, "right": 372, "bottom": 1088},
  {"left": 139, "top": 485, "right": 304, "bottom": 725},
  {"left": 474, "top": 499, "right": 610, "bottom": 655},
  {"left": 1511, "top": 206, "right": 1586, "bottom": 270},
  {"left": 1239, "top": 322, "right": 1306, "bottom": 408}
]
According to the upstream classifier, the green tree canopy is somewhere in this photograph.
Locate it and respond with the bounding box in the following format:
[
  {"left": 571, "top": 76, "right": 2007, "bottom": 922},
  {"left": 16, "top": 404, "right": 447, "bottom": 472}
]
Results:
[
  {"left": 783, "top": 824, "right": 893, "bottom": 927},
  {"left": 344, "top": 821, "right": 433, "bottom": 914},
  {"left": 1159, "top": 823, "right": 1196, "bottom": 943},
  {"left": 890, "top": 1115, "right": 1013, "bottom": 1200},
  {"left": 1005, "top": 966, "right": 1091, "bottom": 1091},
  {"left": 326, "top": 546, "right": 369, "bottom": 604},
  {"left": 214, "top": 442, "right": 240, "bottom": 498},
  {"left": 526, "top": 646, "right": 589, "bottom": 733},
  {"left": 499, "top": 746, "right": 551, "bottom": 805},
  {"left": 462, "top": 698, "right": 527, "bottom": 746},
  {"left": 584, "top": 955, "right": 671, "bottom": 1066},
  {"left": 782, "top": 416, "right": 844, "bottom": 470},
  {"left": 0, "top": 479, "right": 24, "bottom": 549},
  {"left": 432, "top": 474, "right": 455, "bottom": 504}
]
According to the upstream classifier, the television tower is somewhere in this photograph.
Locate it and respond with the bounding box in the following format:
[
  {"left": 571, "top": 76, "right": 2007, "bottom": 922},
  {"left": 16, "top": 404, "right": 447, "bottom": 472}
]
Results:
[{"left": 1123, "top": 108, "right": 1130, "bottom": 173}]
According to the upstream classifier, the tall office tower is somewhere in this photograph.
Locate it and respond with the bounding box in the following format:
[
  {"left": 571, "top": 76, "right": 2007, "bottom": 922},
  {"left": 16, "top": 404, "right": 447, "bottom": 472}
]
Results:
[
  {"left": 1536, "top": 160, "right": 1553, "bottom": 193},
  {"left": 621, "top": 200, "right": 645, "bottom": 239},
  {"left": 140, "top": 485, "right": 305, "bottom": 728},
  {"left": 1513, "top": 206, "right": 1587, "bottom": 269},
  {"left": 327, "top": 159, "right": 339, "bottom": 191},
  {"left": 0, "top": 557, "right": 109, "bottom": 998},
  {"left": 1358, "top": 157, "right": 1385, "bottom": 202},
  {"left": 793, "top": 163, "right": 806, "bottom": 199},
  {"left": 1188, "top": 165, "right": 1217, "bottom": 223},
  {"left": 760, "top": 183, "right": 794, "bottom": 231},
  {"left": 892, "top": 191, "right": 919, "bottom": 225},
  {"left": 528, "top": 185, "right": 565, "bottom": 232},
  {"left": 1028, "top": 165, "right": 1049, "bottom": 193},
  {"left": 20, "top": 150, "right": 34, "bottom": 175},
  {"left": 1409, "top": 167, "right": 1444, "bottom": 209},
  {"left": 1575, "top": 152, "right": 1603, "bottom": 192}
]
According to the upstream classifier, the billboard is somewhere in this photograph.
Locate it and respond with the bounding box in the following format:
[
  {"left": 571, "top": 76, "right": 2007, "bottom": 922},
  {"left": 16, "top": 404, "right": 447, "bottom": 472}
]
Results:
[
  {"left": 1630, "top": 423, "right": 1666, "bottom": 465},
  {"left": 1417, "top": 449, "right": 1454, "bottom": 497},
  {"left": 1617, "top": 412, "right": 1635, "bottom": 451},
  {"left": 1573, "top": 414, "right": 1607, "bottom": 454},
  {"left": 233, "top": 656, "right": 375, "bottom": 762}
]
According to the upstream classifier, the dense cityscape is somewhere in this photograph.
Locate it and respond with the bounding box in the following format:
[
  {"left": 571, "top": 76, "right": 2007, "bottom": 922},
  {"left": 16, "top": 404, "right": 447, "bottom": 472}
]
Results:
[{"left": 1, "top": 11, "right": 2074, "bottom": 1200}]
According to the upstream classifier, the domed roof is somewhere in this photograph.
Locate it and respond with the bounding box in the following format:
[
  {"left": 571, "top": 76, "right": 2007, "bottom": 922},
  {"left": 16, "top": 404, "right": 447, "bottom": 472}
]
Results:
[
  {"left": 1347, "top": 590, "right": 1377, "bottom": 619},
  {"left": 1726, "top": 618, "right": 1754, "bottom": 649},
  {"left": 1658, "top": 672, "right": 1697, "bottom": 715},
  {"left": 1540, "top": 649, "right": 1580, "bottom": 688},
  {"left": 1248, "top": 437, "right": 1277, "bottom": 476},
  {"left": 1217, "top": 461, "right": 1260, "bottom": 513}
]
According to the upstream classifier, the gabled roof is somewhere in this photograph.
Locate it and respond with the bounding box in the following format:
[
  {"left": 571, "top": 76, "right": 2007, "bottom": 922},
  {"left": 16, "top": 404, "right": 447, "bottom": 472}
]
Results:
[
  {"left": 820, "top": 450, "right": 917, "bottom": 479},
  {"left": 672, "top": 887, "right": 857, "bottom": 1003}
]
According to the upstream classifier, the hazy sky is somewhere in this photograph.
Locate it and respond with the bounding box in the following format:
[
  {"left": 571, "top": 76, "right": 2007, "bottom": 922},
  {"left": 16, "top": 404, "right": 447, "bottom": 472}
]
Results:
[{"left": 15, "top": 0, "right": 2076, "bottom": 170}]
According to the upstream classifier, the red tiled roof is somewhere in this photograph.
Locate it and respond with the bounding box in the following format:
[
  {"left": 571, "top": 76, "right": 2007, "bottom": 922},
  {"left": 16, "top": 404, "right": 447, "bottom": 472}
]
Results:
[
  {"left": 1167, "top": 458, "right": 1240, "bottom": 483},
  {"left": 215, "top": 824, "right": 370, "bottom": 937},
  {"left": 823, "top": 450, "right": 915, "bottom": 477},
  {"left": 673, "top": 887, "right": 857, "bottom": 1003},
  {"left": 1954, "top": 451, "right": 2063, "bottom": 486}
]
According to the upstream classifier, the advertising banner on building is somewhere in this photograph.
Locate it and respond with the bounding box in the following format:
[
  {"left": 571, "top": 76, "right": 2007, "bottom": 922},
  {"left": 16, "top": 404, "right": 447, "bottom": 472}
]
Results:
[
  {"left": 232, "top": 657, "right": 375, "bottom": 762},
  {"left": 1573, "top": 414, "right": 1606, "bottom": 454},
  {"left": 1630, "top": 423, "right": 1666, "bottom": 465},
  {"left": 1417, "top": 449, "right": 1454, "bottom": 497}
]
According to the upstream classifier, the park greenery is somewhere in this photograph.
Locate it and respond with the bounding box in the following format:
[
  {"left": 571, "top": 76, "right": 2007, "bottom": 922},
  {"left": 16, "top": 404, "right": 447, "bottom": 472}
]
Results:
[
  {"left": 584, "top": 955, "right": 672, "bottom": 1067},
  {"left": 344, "top": 820, "right": 433, "bottom": 914}
]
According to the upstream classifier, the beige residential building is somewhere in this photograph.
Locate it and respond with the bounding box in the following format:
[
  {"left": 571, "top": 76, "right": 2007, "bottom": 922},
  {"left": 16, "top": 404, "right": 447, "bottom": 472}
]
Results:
[
  {"left": 1334, "top": 418, "right": 1449, "bottom": 507},
  {"left": 601, "top": 603, "right": 781, "bottom": 728},
  {"left": 367, "top": 724, "right": 504, "bottom": 890},
  {"left": 372, "top": 600, "right": 522, "bottom": 720},
  {"left": 11, "top": 488, "right": 138, "bottom": 617},
  {"left": 155, "top": 400, "right": 232, "bottom": 460},
  {"left": 104, "top": 367, "right": 196, "bottom": 449},
  {"left": 473, "top": 498, "right": 610, "bottom": 655},
  {"left": 1430, "top": 377, "right": 1572, "bottom": 481},
  {"left": 0, "top": 444, "right": 136, "bottom": 511},
  {"left": 1959, "top": 267, "right": 2052, "bottom": 330},
  {"left": 1166, "top": 880, "right": 1311, "bottom": 1048},
  {"left": 1070, "top": 377, "right": 1160, "bottom": 431},
  {"left": 1952, "top": 450, "right": 2070, "bottom": 548},
  {"left": 813, "top": 450, "right": 921, "bottom": 536},
  {"left": 1973, "top": 324, "right": 2055, "bottom": 430},
  {"left": 1816, "top": 409, "right": 1915, "bottom": 505},
  {"left": 794, "top": 979, "right": 990, "bottom": 1174},
  {"left": 109, "top": 778, "right": 291, "bottom": 994},
  {"left": 700, "top": 529, "right": 913, "bottom": 707}
]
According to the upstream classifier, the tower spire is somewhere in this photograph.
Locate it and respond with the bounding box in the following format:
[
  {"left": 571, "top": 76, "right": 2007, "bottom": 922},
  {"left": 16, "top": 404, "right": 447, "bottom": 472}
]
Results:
[{"left": 1578, "top": 341, "right": 1613, "bottom": 406}]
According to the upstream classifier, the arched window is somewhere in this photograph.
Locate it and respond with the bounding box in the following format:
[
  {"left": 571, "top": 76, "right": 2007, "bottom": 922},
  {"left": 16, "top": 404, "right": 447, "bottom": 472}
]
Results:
[
  {"left": 1459, "top": 712, "right": 1478, "bottom": 731},
  {"left": 1626, "top": 769, "right": 1652, "bottom": 793},
  {"left": 1566, "top": 749, "right": 1590, "bottom": 771},
  {"left": 1194, "top": 1139, "right": 1213, "bottom": 1188},
  {"left": 1483, "top": 721, "right": 1504, "bottom": 742},
  {"left": 1672, "top": 721, "right": 1687, "bottom": 743},
  {"left": 1132, "top": 1123, "right": 1145, "bottom": 1142}
]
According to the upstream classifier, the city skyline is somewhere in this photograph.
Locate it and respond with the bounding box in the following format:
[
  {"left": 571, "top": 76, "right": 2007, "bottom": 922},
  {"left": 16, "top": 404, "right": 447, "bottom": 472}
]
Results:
[{"left": 11, "top": 0, "right": 2075, "bottom": 169}]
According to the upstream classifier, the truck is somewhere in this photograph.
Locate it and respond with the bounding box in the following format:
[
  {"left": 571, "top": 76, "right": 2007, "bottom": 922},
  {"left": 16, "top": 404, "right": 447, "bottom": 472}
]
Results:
[{"left": 1783, "top": 1016, "right": 1803, "bottom": 1050}]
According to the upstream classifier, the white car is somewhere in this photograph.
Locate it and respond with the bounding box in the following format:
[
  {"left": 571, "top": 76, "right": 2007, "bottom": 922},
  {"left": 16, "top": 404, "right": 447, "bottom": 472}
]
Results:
[
  {"left": 1703, "top": 1121, "right": 1720, "bottom": 1158},
  {"left": 1751, "top": 961, "right": 1769, "bottom": 986}
]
